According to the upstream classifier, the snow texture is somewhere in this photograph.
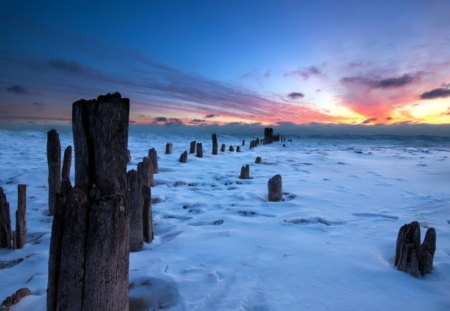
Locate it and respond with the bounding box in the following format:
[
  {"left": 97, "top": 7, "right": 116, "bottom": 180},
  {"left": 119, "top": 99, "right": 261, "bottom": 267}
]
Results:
[{"left": 1, "top": 127, "right": 450, "bottom": 310}]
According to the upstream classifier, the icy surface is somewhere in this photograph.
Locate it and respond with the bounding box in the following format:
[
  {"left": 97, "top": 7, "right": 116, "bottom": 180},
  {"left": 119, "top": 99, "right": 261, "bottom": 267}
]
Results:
[{"left": 1, "top": 127, "right": 450, "bottom": 310}]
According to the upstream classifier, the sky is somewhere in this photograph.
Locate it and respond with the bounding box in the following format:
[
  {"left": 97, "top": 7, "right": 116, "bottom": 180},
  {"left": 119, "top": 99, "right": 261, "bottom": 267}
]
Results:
[{"left": 0, "top": 0, "right": 450, "bottom": 128}]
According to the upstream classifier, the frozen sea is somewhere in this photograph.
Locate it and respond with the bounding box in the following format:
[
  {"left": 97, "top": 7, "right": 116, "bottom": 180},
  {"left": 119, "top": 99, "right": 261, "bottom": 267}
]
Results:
[{"left": 0, "top": 126, "right": 450, "bottom": 310}]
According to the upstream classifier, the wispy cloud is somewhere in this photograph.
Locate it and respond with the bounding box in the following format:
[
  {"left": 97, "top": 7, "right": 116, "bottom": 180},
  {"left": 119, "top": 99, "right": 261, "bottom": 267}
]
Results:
[
  {"left": 284, "top": 66, "right": 322, "bottom": 79},
  {"left": 152, "top": 116, "right": 184, "bottom": 126},
  {"left": 6, "top": 85, "right": 27, "bottom": 94},
  {"left": 287, "top": 92, "right": 304, "bottom": 100},
  {"left": 341, "top": 74, "right": 416, "bottom": 89},
  {"left": 420, "top": 87, "right": 450, "bottom": 100}
]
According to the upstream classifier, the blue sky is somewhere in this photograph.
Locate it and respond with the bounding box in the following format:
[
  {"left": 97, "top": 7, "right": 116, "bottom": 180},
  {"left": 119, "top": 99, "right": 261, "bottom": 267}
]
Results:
[{"left": 1, "top": 0, "right": 449, "bottom": 126}]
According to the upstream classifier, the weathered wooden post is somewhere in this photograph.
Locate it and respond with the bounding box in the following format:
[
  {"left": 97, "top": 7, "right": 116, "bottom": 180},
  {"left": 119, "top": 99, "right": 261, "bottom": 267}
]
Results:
[
  {"left": 394, "top": 221, "right": 436, "bottom": 277},
  {"left": 190, "top": 141, "right": 196, "bottom": 154},
  {"left": 148, "top": 148, "right": 159, "bottom": 173},
  {"left": 236, "top": 146, "right": 241, "bottom": 152},
  {"left": 255, "top": 156, "right": 262, "bottom": 164},
  {"left": 179, "top": 151, "right": 188, "bottom": 163},
  {"left": 268, "top": 175, "right": 282, "bottom": 202},
  {"left": 127, "top": 170, "right": 144, "bottom": 252},
  {"left": 212, "top": 134, "right": 218, "bottom": 155},
  {"left": 196, "top": 143, "right": 203, "bottom": 158},
  {"left": 142, "top": 185, "right": 153, "bottom": 243},
  {"left": 242, "top": 139, "right": 245, "bottom": 146},
  {"left": 221, "top": 144, "right": 226, "bottom": 152},
  {"left": 239, "top": 165, "right": 250, "bottom": 179},
  {"left": 0, "top": 187, "right": 12, "bottom": 248},
  {"left": 61, "top": 146, "right": 72, "bottom": 181},
  {"left": 420, "top": 228, "right": 436, "bottom": 274},
  {"left": 15, "top": 184, "right": 27, "bottom": 249},
  {"left": 165, "top": 143, "right": 173, "bottom": 155},
  {"left": 395, "top": 221, "right": 421, "bottom": 275},
  {"left": 138, "top": 157, "right": 154, "bottom": 188},
  {"left": 47, "top": 92, "right": 130, "bottom": 311},
  {"left": 229, "top": 145, "right": 235, "bottom": 152},
  {"left": 47, "top": 129, "right": 61, "bottom": 215}
]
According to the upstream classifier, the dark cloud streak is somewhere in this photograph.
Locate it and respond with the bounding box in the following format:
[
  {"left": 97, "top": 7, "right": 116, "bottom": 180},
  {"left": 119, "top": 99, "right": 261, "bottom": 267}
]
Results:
[
  {"left": 420, "top": 88, "right": 450, "bottom": 100},
  {"left": 287, "top": 92, "right": 304, "bottom": 100},
  {"left": 6, "top": 85, "right": 27, "bottom": 94},
  {"left": 341, "top": 74, "right": 416, "bottom": 88}
]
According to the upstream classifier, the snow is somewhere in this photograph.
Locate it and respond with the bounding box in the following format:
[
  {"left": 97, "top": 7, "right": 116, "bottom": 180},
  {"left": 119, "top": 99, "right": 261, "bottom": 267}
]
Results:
[{"left": 1, "top": 127, "right": 450, "bottom": 310}]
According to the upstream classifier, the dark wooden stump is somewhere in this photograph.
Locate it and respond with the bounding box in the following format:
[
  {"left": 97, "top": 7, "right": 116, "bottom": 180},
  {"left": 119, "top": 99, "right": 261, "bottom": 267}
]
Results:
[
  {"left": 395, "top": 221, "right": 421, "bottom": 274},
  {"left": 0, "top": 187, "right": 12, "bottom": 248},
  {"left": 221, "top": 144, "right": 226, "bottom": 152},
  {"left": 242, "top": 139, "right": 245, "bottom": 146},
  {"left": 15, "top": 184, "right": 27, "bottom": 249},
  {"left": 47, "top": 129, "right": 61, "bottom": 215},
  {"left": 190, "top": 141, "right": 196, "bottom": 154},
  {"left": 179, "top": 151, "right": 188, "bottom": 163},
  {"left": 142, "top": 185, "right": 153, "bottom": 243},
  {"left": 48, "top": 92, "right": 130, "bottom": 311},
  {"left": 148, "top": 148, "right": 159, "bottom": 174},
  {"left": 196, "top": 143, "right": 203, "bottom": 158},
  {"left": 236, "top": 146, "right": 241, "bottom": 152},
  {"left": 239, "top": 165, "right": 250, "bottom": 179},
  {"left": 229, "top": 145, "right": 235, "bottom": 152},
  {"left": 268, "top": 175, "right": 282, "bottom": 202},
  {"left": 127, "top": 170, "right": 144, "bottom": 252},
  {"left": 165, "top": 143, "right": 173, "bottom": 155},
  {"left": 255, "top": 156, "right": 262, "bottom": 164},
  {"left": 394, "top": 221, "right": 436, "bottom": 277},
  {"left": 212, "top": 134, "right": 218, "bottom": 155},
  {"left": 62, "top": 145, "right": 72, "bottom": 181},
  {"left": 420, "top": 228, "right": 436, "bottom": 274},
  {"left": 138, "top": 157, "right": 154, "bottom": 188}
]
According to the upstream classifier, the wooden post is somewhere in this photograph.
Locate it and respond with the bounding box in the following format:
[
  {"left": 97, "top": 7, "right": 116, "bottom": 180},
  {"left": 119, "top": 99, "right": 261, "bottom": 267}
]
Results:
[
  {"left": 62, "top": 146, "right": 72, "bottom": 181},
  {"left": 190, "top": 141, "right": 196, "bottom": 154},
  {"left": 420, "top": 228, "right": 436, "bottom": 274},
  {"left": 15, "top": 184, "right": 27, "bottom": 249},
  {"left": 138, "top": 157, "right": 154, "bottom": 188},
  {"left": 255, "top": 156, "right": 262, "bottom": 164},
  {"left": 220, "top": 144, "right": 226, "bottom": 152},
  {"left": 196, "top": 143, "right": 203, "bottom": 158},
  {"left": 268, "top": 175, "right": 282, "bottom": 202},
  {"left": 0, "top": 187, "right": 12, "bottom": 248},
  {"left": 47, "top": 129, "right": 61, "bottom": 215},
  {"left": 236, "top": 146, "right": 241, "bottom": 152},
  {"left": 142, "top": 185, "right": 153, "bottom": 243},
  {"left": 47, "top": 92, "right": 130, "bottom": 311},
  {"left": 212, "top": 134, "right": 218, "bottom": 155},
  {"left": 165, "top": 143, "right": 173, "bottom": 155},
  {"left": 148, "top": 148, "right": 159, "bottom": 174},
  {"left": 229, "top": 145, "right": 234, "bottom": 152},
  {"left": 179, "top": 151, "right": 188, "bottom": 163},
  {"left": 239, "top": 165, "right": 250, "bottom": 179},
  {"left": 127, "top": 170, "right": 144, "bottom": 252},
  {"left": 242, "top": 139, "right": 245, "bottom": 146}
]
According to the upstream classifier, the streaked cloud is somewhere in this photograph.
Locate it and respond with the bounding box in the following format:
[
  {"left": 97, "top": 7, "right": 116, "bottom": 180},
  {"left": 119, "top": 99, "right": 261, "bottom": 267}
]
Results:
[
  {"left": 6, "top": 85, "right": 27, "bottom": 94},
  {"left": 285, "top": 66, "right": 322, "bottom": 79},
  {"left": 287, "top": 92, "right": 304, "bottom": 100},
  {"left": 420, "top": 87, "right": 450, "bottom": 100},
  {"left": 341, "top": 74, "right": 416, "bottom": 89}
]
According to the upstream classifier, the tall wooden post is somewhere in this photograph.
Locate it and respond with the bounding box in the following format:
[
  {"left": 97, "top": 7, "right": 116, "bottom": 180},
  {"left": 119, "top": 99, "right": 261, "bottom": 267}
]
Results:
[
  {"left": 47, "top": 92, "right": 130, "bottom": 311},
  {"left": 47, "top": 129, "right": 61, "bottom": 215}
]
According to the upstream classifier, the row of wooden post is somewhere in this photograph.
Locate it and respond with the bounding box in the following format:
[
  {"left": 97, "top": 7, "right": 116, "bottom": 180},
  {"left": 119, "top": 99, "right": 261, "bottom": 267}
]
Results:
[{"left": 0, "top": 185, "right": 27, "bottom": 249}]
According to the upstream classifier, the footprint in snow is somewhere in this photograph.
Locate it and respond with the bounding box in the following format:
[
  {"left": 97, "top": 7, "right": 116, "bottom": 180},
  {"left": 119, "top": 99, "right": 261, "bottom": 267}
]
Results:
[
  {"left": 352, "top": 213, "right": 398, "bottom": 220},
  {"left": 189, "top": 219, "right": 224, "bottom": 226},
  {"left": 129, "top": 277, "right": 181, "bottom": 311}
]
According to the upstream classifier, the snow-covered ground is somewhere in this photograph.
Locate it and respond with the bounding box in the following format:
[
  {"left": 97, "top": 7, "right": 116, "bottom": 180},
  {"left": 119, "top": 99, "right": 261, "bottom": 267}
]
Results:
[{"left": 1, "top": 127, "right": 450, "bottom": 310}]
